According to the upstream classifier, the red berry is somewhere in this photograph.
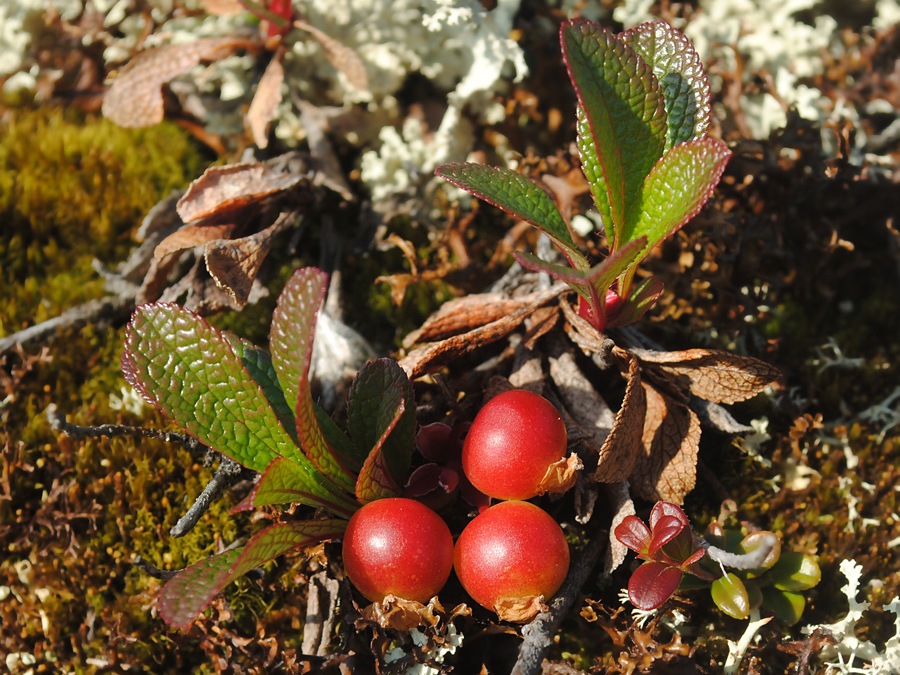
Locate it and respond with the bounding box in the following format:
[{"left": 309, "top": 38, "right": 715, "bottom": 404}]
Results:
[
  {"left": 454, "top": 500, "right": 569, "bottom": 616},
  {"left": 342, "top": 498, "right": 453, "bottom": 604},
  {"left": 462, "top": 390, "right": 567, "bottom": 500}
]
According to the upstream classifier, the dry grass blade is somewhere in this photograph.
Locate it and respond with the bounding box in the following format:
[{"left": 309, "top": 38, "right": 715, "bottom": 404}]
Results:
[
  {"left": 247, "top": 51, "right": 285, "bottom": 148},
  {"left": 630, "top": 382, "right": 700, "bottom": 504},
  {"left": 294, "top": 19, "right": 369, "bottom": 92},
  {"left": 177, "top": 161, "right": 307, "bottom": 222},
  {"left": 102, "top": 38, "right": 244, "bottom": 127},
  {"left": 592, "top": 350, "right": 645, "bottom": 483},
  {"left": 631, "top": 347, "right": 782, "bottom": 404}
]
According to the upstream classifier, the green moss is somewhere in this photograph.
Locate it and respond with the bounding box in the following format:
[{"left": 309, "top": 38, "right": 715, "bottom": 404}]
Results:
[{"left": 0, "top": 107, "right": 205, "bottom": 333}]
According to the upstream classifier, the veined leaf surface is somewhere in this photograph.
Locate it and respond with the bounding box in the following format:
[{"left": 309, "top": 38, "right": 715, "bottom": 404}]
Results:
[
  {"left": 123, "top": 303, "right": 298, "bottom": 474},
  {"left": 621, "top": 21, "right": 712, "bottom": 149},
  {"left": 158, "top": 519, "right": 347, "bottom": 629},
  {"left": 240, "top": 457, "right": 357, "bottom": 517},
  {"left": 270, "top": 267, "right": 355, "bottom": 491},
  {"left": 562, "top": 19, "right": 667, "bottom": 246}
]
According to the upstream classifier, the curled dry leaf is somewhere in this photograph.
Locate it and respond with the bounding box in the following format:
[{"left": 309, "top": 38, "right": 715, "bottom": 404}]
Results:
[
  {"left": 630, "top": 381, "right": 701, "bottom": 504},
  {"left": 204, "top": 216, "right": 293, "bottom": 306},
  {"left": 247, "top": 50, "right": 286, "bottom": 149},
  {"left": 153, "top": 223, "right": 237, "bottom": 262},
  {"left": 294, "top": 19, "right": 369, "bottom": 92},
  {"left": 402, "top": 293, "right": 529, "bottom": 348},
  {"left": 494, "top": 594, "right": 548, "bottom": 624},
  {"left": 176, "top": 161, "right": 308, "bottom": 223},
  {"left": 102, "top": 38, "right": 245, "bottom": 127},
  {"left": 602, "top": 481, "right": 636, "bottom": 575},
  {"left": 359, "top": 594, "right": 469, "bottom": 633},
  {"left": 630, "top": 347, "right": 782, "bottom": 404},
  {"left": 591, "top": 349, "right": 645, "bottom": 483}
]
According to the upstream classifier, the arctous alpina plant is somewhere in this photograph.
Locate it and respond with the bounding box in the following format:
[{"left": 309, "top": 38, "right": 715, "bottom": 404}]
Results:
[
  {"left": 437, "top": 20, "right": 731, "bottom": 332},
  {"left": 615, "top": 502, "right": 821, "bottom": 624}
]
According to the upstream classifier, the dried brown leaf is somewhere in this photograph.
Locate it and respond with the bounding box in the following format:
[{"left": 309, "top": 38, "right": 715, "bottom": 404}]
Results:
[
  {"left": 203, "top": 215, "right": 292, "bottom": 306},
  {"left": 630, "top": 382, "right": 700, "bottom": 504},
  {"left": 297, "top": 99, "right": 354, "bottom": 200},
  {"left": 548, "top": 342, "right": 615, "bottom": 449},
  {"left": 294, "top": 19, "right": 369, "bottom": 92},
  {"left": 591, "top": 351, "right": 645, "bottom": 483},
  {"left": 102, "top": 38, "right": 243, "bottom": 127},
  {"left": 522, "top": 305, "right": 559, "bottom": 350},
  {"left": 177, "top": 161, "right": 306, "bottom": 222},
  {"left": 631, "top": 347, "right": 781, "bottom": 404},
  {"left": 560, "top": 299, "right": 608, "bottom": 354},
  {"left": 154, "top": 223, "right": 237, "bottom": 261},
  {"left": 602, "top": 482, "right": 635, "bottom": 575},
  {"left": 247, "top": 51, "right": 285, "bottom": 149},
  {"left": 403, "top": 293, "right": 527, "bottom": 348}
]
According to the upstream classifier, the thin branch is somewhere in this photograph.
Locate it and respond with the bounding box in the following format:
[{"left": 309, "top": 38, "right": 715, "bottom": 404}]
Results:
[
  {"left": 46, "top": 403, "right": 206, "bottom": 453},
  {"left": 170, "top": 456, "right": 247, "bottom": 537},
  {"left": 511, "top": 516, "right": 608, "bottom": 675}
]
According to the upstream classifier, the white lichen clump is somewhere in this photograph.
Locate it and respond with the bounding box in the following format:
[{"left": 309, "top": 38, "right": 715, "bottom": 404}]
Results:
[{"left": 802, "top": 559, "right": 900, "bottom": 673}]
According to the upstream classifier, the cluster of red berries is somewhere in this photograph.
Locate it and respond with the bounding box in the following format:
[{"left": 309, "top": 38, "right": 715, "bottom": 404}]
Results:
[{"left": 342, "top": 390, "right": 571, "bottom": 617}]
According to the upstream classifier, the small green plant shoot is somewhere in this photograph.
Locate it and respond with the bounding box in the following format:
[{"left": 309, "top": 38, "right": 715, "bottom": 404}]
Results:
[
  {"left": 437, "top": 20, "right": 731, "bottom": 332},
  {"left": 122, "top": 267, "right": 416, "bottom": 628}
]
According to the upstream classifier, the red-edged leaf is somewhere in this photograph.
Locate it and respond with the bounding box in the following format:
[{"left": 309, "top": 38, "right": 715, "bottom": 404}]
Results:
[
  {"left": 158, "top": 519, "right": 347, "bottom": 629},
  {"left": 628, "top": 561, "right": 683, "bottom": 610},
  {"left": 270, "top": 267, "right": 356, "bottom": 490},
  {"left": 649, "top": 501, "right": 690, "bottom": 530},
  {"left": 350, "top": 359, "right": 416, "bottom": 502},
  {"left": 614, "top": 514, "right": 652, "bottom": 555},
  {"left": 436, "top": 162, "right": 586, "bottom": 267},
  {"left": 562, "top": 19, "right": 667, "bottom": 247},
  {"left": 647, "top": 514, "right": 688, "bottom": 557},
  {"left": 621, "top": 21, "right": 712, "bottom": 149},
  {"left": 237, "top": 457, "right": 357, "bottom": 517}
]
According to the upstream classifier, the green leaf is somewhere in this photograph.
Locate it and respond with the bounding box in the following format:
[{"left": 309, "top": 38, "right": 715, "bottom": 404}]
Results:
[
  {"left": 436, "top": 162, "right": 586, "bottom": 267},
  {"left": 711, "top": 573, "right": 750, "bottom": 620},
  {"left": 621, "top": 21, "right": 712, "bottom": 149},
  {"left": 158, "top": 519, "right": 347, "bottom": 629},
  {"left": 347, "top": 359, "right": 416, "bottom": 502},
  {"left": 226, "top": 335, "right": 297, "bottom": 445},
  {"left": 762, "top": 587, "right": 807, "bottom": 625},
  {"left": 562, "top": 19, "right": 667, "bottom": 247},
  {"left": 606, "top": 276, "right": 664, "bottom": 328},
  {"left": 240, "top": 457, "right": 357, "bottom": 517},
  {"left": 270, "top": 267, "right": 356, "bottom": 491},
  {"left": 575, "top": 105, "right": 613, "bottom": 245},
  {"left": 771, "top": 552, "right": 821, "bottom": 592},
  {"left": 622, "top": 138, "right": 730, "bottom": 294},
  {"left": 123, "top": 303, "right": 299, "bottom": 474}
]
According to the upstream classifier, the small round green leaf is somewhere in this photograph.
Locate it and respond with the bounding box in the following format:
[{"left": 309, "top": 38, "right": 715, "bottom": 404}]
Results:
[
  {"left": 771, "top": 552, "right": 821, "bottom": 591},
  {"left": 711, "top": 573, "right": 750, "bottom": 619}
]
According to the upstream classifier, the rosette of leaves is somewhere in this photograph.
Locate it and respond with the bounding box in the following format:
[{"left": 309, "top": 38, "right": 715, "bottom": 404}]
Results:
[
  {"left": 122, "top": 266, "right": 415, "bottom": 628},
  {"left": 615, "top": 502, "right": 821, "bottom": 624},
  {"left": 437, "top": 20, "right": 730, "bottom": 332}
]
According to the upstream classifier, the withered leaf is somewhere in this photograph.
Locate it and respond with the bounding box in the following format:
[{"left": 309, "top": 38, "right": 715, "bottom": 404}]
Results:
[
  {"left": 154, "top": 223, "right": 237, "bottom": 262},
  {"left": 522, "top": 305, "right": 560, "bottom": 349},
  {"left": 631, "top": 347, "right": 782, "bottom": 404},
  {"left": 295, "top": 19, "right": 369, "bottom": 92},
  {"left": 602, "top": 482, "right": 635, "bottom": 575},
  {"left": 548, "top": 341, "right": 615, "bottom": 450},
  {"left": 203, "top": 214, "right": 293, "bottom": 306},
  {"left": 402, "top": 292, "right": 529, "bottom": 348},
  {"left": 629, "top": 381, "right": 700, "bottom": 504},
  {"left": 560, "top": 299, "right": 608, "bottom": 354},
  {"left": 591, "top": 350, "right": 645, "bottom": 483},
  {"left": 177, "top": 161, "right": 307, "bottom": 223},
  {"left": 102, "top": 38, "right": 244, "bottom": 127},
  {"left": 494, "top": 594, "right": 548, "bottom": 624},
  {"left": 247, "top": 50, "right": 285, "bottom": 149},
  {"left": 536, "top": 453, "right": 582, "bottom": 496}
]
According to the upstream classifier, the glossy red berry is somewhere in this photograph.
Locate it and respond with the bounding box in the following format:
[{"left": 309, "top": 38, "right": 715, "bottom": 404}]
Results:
[
  {"left": 462, "top": 390, "right": 568, "bottom": 500},
  {"left": 342, "top": 498, "right": 454, "bottom": 604},
  {"left": 453, "top": 500, "right": 569, "bottom": 616}
]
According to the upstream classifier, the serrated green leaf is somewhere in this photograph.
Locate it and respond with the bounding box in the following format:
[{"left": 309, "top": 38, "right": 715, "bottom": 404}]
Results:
[
  {"left": 242, "top": 457, "right": 357, "bottom": 516},
  {"left": 436, "top": 163, "right": 586, "bottom": 268},
  {"left": 123, "top": 303, "right": 299, "bottom": 473},
  {"left": 158, "top": 519, "right": 347, "bottom": 629},
  {"left": 270, "top": 267, "right": 355, "bottom": 491},
  {"left": 622, "top": 138, "right": 730, "bottom": 293},
  {"left": 576, "top": 105, "right": 613, "bottom": 245},
  {"left": 711, "top": 573, "right": 750, "bottom": 620},
  {"left": 606, "top": 276, "right": 664, "bottom": 328},
  {"left": 315, "top": 402, "right": 363, "bottom": 472},
  {"left": 562, "top": 19, "right": 667, "bottom": 246},
  {"left": 621, "top": 21, "right": 712, "bottom": 149},
  {"left": 347, "top": 359, "right": 415, "bottom": 503}
]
